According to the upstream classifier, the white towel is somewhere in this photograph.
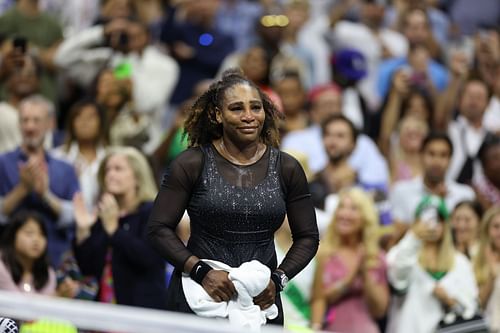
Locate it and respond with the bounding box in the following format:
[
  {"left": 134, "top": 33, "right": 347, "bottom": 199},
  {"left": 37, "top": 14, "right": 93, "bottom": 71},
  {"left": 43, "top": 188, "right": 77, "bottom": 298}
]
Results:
[{"left": 182, "top": 260, "right": 279, "bottom": 331}]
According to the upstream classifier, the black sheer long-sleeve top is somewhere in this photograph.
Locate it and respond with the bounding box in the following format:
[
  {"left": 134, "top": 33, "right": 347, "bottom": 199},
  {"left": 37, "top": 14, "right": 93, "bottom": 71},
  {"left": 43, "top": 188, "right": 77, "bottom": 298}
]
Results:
[{"left": 147, "top": 144, "right": 319, "bottom": 279}]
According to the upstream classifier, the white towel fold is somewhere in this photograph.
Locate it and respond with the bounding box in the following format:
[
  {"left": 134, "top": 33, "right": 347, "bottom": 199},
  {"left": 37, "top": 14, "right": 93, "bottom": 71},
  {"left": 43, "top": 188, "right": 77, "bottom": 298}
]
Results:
[{"left": 182, "top": 260, "right": 279, "bottom": 331}]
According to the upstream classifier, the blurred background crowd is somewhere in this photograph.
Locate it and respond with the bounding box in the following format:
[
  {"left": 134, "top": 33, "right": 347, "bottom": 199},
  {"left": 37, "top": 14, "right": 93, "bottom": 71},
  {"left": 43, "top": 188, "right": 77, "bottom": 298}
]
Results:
[{"left": 0, "top": 0, "right": 499, "bottom": 332}]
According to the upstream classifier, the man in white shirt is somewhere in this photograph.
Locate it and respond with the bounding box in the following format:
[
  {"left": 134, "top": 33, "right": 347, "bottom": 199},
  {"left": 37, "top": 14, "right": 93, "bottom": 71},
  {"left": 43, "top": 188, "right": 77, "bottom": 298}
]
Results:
[
  {"left": 447, "top": 79, "right": 490, "bottom": 184},
  {"left": 281, "top": 83, "right": 389, "bottom": 185},
  {"left": 390, "top": 132, "right": 475, "bottom": 242}
]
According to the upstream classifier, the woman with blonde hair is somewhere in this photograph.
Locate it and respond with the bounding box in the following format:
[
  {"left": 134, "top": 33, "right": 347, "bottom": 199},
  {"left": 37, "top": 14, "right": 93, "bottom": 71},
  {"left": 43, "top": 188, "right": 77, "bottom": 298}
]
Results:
[
  {"left": 387, "top": 195, "right": 478, "bottom": 333},
  {"left": 73, "top": 147, "right": 167, "bottom": 309},
  {"left": 473, "top": 206, "right": 500, "bottom": 332},
  {"left": 310, "top": 187, "right": 389, "bottom": 332}
]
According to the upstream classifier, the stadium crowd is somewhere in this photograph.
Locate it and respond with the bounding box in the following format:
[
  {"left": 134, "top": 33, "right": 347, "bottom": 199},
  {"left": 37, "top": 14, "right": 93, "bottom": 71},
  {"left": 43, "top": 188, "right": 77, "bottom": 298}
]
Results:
[{"left": 0, "top": 0, "right": 499, "bottom": 332}]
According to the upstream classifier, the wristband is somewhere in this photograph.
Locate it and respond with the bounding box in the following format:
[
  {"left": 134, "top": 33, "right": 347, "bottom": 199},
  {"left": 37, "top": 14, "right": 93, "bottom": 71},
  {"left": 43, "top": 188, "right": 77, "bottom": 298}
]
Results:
[{"left": 189, "top": 261, "right": 213, "bottom": 285}]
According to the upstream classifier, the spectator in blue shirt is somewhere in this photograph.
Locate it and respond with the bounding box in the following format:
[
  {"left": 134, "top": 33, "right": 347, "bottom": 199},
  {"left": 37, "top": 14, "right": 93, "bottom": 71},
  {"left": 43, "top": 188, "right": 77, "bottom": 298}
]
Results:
[
  {"left": 377, "top": 43, "right": 449, "bottom": 101},
  {"left": 0, "top": 95, "right": 79, "bottom": 266}
]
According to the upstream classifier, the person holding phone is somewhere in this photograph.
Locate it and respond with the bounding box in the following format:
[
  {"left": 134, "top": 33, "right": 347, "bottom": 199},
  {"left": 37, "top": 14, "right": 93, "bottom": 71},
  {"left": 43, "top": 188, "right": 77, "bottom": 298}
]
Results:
[
  {"left": 0, "top": 0, "right": 64, "bottom": 102},
  {"left": 386, "top": 195, "right": 478, "bottom": 333},
  {"left": 54, "top": 18, "right": 179, "bottom": 153}
]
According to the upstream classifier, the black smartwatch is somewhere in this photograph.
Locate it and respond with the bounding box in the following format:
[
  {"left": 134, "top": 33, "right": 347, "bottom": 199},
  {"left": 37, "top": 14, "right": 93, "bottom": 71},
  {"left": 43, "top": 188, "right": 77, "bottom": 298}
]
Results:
[{"left": 271, "top": 270, "right": 289, "bottom": 293}]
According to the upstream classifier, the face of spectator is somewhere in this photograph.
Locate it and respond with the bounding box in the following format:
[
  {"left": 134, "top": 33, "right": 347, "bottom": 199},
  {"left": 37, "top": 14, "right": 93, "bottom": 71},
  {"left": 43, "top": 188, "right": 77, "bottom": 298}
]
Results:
[
  {"left": 310, "top": 90, "right": 342, "bottom": 124},
  {"left": 421, "top": 219, "right": 445, "bottom": 243},
  {"left": 399, "top": 116, "right": 427, "bottom": 153},
  {"left": 15, "top": 219, "right": 47, "bottom": 262},
  {"left": 96, "top": 70, "right": 130, "bottom": 111},
  {"left": 482, "top": 144, "right": 500, "bottom": 185},
  {"left": 217, "top": 83, "right": 266, "bottom": 146},
  {"left": 275, "top": 77, "right": 305, "bottom": 116},
  {"left": 104, "top": 154, "right": 137, "bottom": 196},
  {"left": 335, "top": 195, "right": 364, "bottom": 238},
  {"left": 6, "top": 56, "right": 39, "bottom": 99},
  {"left": 451, "top": 204, "right": 480, "bottom": 248},
  {"left": 285, "top": 4, "right": 309, "bottom": 31},
  {"left": 422, "top": 139, "right": 451, "bottom": 183},
  {"left": 19, "top": 102, "right": 50, "bottom": 151},
  {"left": 184, "top": 0, "right": 220, "bottom": 24},
  {"left": 101, "top": 0, "right": 132, "bottom": 20},
  {"left": 408, "top": 45, "right": 430, "bottom": 73},
  {"left": 240, "top": 46, "right": 269, "bottom": 85},
  {"left": 489, "top": 213, "right": 500, "bottom": 251},
  {"left": 323, "top": 120, "right": 355, "bottom": 163},
  {"left": 403, "top": 10, "right": 429, "bottom": 44},
  {"left": 459, "top": 80, "right": 489, "bottom": 123},
  {"left": 404, "top": 93, "right": 430, "bottom": 121},
  {"left": 73, "top": 105, "right": 101, "bottom": 143},
  {"left": 127, "top": 22, "right": 148, "bottom": 53},
  {"left": 361, "top": 2, "right": 385, "bottom": 29}
]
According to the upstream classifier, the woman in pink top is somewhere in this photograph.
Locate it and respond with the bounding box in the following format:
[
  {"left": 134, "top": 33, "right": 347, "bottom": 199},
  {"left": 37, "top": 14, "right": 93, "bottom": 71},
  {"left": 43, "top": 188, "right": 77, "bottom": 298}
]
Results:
[
  {"left": 311, "top": 188, "right": 389, "bottom": 332},
  {"left": 0, "top": 211, "right": 56, "bottom": 295}
]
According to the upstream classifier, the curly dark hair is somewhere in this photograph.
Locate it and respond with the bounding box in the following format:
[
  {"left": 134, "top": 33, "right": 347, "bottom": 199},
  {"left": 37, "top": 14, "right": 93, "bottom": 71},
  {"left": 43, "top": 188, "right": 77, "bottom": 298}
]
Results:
[{"left": 183, "top": 68, "right": 282, "bottom": 148}]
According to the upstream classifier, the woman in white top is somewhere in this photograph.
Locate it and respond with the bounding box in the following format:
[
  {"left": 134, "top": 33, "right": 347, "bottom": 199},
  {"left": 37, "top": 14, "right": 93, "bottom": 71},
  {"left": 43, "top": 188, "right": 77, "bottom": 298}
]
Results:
[
  {"left": 387, "top": 195, "right": 478, "bottom": 333},
  {"left": 474, "top": 206, "right": 500, "bottom": 332},
  {"left": 52, "top": 99, "right": 108, "bottom": 210}
]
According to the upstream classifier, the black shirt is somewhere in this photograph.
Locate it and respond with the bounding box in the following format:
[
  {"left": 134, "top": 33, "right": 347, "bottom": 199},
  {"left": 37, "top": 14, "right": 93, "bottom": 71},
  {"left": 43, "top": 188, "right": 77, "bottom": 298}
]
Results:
[{"left": 147, "top": 145, "right": 319, "bottom": 279}]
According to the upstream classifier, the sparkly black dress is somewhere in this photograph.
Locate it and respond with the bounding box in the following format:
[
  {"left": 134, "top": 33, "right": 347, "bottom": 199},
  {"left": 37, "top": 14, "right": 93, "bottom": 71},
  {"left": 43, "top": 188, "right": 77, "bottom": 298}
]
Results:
[{"left": 148, "top": 144, "right": 318, "bottom": 324}]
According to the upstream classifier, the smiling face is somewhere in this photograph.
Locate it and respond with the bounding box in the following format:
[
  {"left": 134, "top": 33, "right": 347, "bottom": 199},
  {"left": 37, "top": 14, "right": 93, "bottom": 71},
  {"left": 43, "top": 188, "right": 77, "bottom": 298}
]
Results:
[
  {"left": 399, "top": 116, "right": 427, "bottom": 153},
  {"left": 334, "top": 195, "right": 364, "bottom": 238},
  {"left": 217, "top": 83, "right": 266, "bottom": 146},
  {"left": 104, "top": 153, "right": 137, "bottom": 196},
  {"left": 15, "top": 219, "right": 47, "bottom": 261},
  {"left": 451, "top": 204, "right": 480, "bottom": 247}
]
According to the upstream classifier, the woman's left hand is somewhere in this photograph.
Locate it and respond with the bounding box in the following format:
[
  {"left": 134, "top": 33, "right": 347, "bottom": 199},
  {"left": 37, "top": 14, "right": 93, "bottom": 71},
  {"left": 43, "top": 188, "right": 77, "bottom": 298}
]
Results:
[
  {"left": 98, "top": 193, "right": 120, "bottom": 235},
  {"left": 253, "top": 280, "right": 276, "bottom": 310},
  {"left": 433, "top": 285, "right": 455, "bottom": 308}
]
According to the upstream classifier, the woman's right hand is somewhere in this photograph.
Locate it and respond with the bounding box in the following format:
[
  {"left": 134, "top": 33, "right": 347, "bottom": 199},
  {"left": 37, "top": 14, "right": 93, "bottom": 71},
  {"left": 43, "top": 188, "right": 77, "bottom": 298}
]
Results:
[
  {"left": 57, "top": 277, "right": 80, "bottom": 298},
  {"left": 201, "top": 270, "right": 236, "bottom": 303},
  {"left": 73, "top": 193, "right": 97, "bottom": 231}
]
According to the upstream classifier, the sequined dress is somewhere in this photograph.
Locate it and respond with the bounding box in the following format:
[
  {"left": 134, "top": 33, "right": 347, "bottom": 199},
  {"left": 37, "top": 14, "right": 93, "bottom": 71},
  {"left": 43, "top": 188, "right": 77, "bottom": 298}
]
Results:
[{"left": 148, "top": 144, "right": 319, "bottom": 324}]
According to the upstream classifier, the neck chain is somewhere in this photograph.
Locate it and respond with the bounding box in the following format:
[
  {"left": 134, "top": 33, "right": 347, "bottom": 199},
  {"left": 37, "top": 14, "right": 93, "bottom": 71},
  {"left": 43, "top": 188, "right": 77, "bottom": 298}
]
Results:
[{"left": 218, "top": 138, "right": 265, "bottom": 166}]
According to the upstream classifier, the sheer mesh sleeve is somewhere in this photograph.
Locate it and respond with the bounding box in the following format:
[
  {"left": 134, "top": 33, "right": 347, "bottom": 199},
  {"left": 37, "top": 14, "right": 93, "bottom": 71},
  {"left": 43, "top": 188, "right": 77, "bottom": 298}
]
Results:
[
  {"left": 278, "top": 152, "right": 319, "bottom": 279},
  {"left": 147, "top": 148, "right": 203, "bottom": 270}
]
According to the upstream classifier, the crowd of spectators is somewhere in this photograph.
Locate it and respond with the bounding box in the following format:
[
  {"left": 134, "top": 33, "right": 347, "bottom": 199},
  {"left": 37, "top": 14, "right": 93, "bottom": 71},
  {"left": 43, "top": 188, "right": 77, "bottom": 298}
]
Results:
[{"left": 0, "top": 0, "right": 499, "bottom": 332}]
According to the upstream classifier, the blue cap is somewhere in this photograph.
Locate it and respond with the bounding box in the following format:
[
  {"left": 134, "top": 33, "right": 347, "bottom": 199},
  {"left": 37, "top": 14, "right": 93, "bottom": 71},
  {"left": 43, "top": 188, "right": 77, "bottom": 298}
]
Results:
[{"left": 331, "top": 49, "right": 368, "bottom": 82}]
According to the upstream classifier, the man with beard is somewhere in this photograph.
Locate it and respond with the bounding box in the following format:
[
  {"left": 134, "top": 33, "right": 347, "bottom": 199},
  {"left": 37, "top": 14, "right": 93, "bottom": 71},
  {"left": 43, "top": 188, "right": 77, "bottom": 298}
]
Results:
[
  {"left": 0, "top": 95, "right": 79, "bottom": 266},
  {"left": 308, "top": 114, "right": 389, "bottom": 234},
  {"left": 389, "top": 132, "right": 475, "bottom": 243}
]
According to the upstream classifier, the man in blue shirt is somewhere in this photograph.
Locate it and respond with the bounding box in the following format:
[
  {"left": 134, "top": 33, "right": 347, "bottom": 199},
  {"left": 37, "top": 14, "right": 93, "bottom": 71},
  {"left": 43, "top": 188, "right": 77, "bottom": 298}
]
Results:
[{"left": 0, "top": 95, "right": 79, "bottom": 266}]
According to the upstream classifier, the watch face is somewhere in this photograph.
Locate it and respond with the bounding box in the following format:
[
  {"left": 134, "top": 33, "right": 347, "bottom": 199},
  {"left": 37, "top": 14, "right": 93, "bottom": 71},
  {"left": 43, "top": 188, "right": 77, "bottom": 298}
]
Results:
[{"left": 281, "top": 274, "right": 288, "bottom": 287}]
